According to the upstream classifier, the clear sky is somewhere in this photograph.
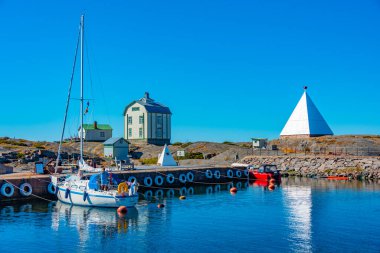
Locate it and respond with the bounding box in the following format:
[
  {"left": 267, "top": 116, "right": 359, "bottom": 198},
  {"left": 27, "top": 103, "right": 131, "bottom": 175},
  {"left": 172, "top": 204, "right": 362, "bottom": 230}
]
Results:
[{"left": 0, "top": 0, "right": 379, "bottom": 142}]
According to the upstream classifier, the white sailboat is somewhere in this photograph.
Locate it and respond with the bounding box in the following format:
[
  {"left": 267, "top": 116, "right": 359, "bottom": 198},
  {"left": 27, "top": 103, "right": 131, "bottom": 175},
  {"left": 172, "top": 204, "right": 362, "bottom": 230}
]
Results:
[{"left": 51, "top": 15, "right": 139, "bottom": 208}]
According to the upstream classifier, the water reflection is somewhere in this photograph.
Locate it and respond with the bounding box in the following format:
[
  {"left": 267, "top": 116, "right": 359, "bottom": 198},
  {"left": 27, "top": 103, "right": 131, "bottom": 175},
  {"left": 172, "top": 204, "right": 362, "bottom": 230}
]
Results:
[
  {"left": 283, "top": 183, "right": 312, "bottom": 252},
  {"left": 52, "top": 202, "right": 139, "bottom": 241}
]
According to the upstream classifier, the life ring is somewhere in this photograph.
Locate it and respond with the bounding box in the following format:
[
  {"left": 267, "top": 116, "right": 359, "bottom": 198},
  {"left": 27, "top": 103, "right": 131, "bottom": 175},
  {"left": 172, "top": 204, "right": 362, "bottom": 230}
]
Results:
[
  {"left": 214, "top": 170, "right": 221, "bottom": 179},
  {"left": 1, "top": 183, "right": 14, "bottom": 198},
  {"left": 236, "top": 170, "right": 242, "bottom": 178},
  {"left": 20, "top": 204, "right": 32, "bottom": 213},
  {"left": 166, "top": 189, "right": 175, "bottom": 198},
  {"left": 187, "top": 187, "right": 194, "bottom": 195},
  {"left": 179, "top": 174, "right": 187, "bottom": 184},
  {"left": 226, "top": 169, "right": 233, "bottom": 178},
  {"left": 236, "top": 182, "right": 242, "bottom": 189},
  {"left": 144, "top": 190, "right": 153, "bottom": 200},
  {"left": 206, "top": 186, "right": 213, "bottom": 194},
  {"left": 205, "top": 170, "right": 213, "bottom": 179},
  {"left": 180, "top": 187, "right": 187, "bottom": 196},
  {"left": 155, "top": 189, "right": 164, "bottom": 198},
  {"left": 117, "top": 182, "right": 128, "bottom": 194},
  {"left": 128, "top": 176, "right": 137, "bottom": 184},
  {"left": 47, "top": 182, "right": 56, "bottom": 195},
  {"left": 1, "top": 206, "right": 14, "bottom": 216},
  {"left": 244, "top": 168, "right": 249, "bottom": 177},
  {"left": 144, "top": 177, "right": 153, "bottom": 187},
  {"left": 155, "top": 175, "right": 164, "bottom": 186},
  {"left": 186, "top": 172, "right": 194, "bottom": 182},
  {"left": 19, "top": 183, "right": 33, "bottom": 197},
  {"left": 166, "top": 173, "right": 175, "bottom": 184},
  {"left": 214, "top": 184, "right": 221, "bottom": 192}
]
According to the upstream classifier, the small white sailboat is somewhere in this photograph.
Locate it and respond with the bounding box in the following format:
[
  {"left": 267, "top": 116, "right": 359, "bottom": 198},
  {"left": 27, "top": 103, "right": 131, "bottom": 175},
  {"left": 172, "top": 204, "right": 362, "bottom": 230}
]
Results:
[{"left": 51, "top": 15, "right": 139, "bottom": 208}]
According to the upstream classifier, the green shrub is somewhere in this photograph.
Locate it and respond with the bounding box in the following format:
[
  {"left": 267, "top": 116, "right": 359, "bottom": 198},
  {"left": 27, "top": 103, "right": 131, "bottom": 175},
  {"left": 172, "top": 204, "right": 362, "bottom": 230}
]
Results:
[
  {"left": 222, "top": 141, "right": 235, "bottom": 145},
  {"left": 140, "top": 157, "right": 158, "bottom": 165},
  {"left": 181, "top": 142, "right": 193, "bottom": 148},
  {"left": 172, "top": 142, "right": 183, "bottom": 146}
]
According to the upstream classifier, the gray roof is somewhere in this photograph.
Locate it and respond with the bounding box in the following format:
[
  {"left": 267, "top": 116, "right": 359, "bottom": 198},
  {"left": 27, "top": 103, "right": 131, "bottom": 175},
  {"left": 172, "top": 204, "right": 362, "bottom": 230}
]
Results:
[
  {"left": 123, "top": 92, "right": 172, "bottom": 115},
  {"left": 103, "top": 137, "right": 128, "bottom": 145}
]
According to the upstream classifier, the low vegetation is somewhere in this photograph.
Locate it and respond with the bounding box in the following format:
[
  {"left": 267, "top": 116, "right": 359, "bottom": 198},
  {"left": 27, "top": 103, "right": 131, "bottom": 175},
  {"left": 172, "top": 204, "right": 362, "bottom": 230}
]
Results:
[{"left": 139, "top": 157, "right": 158, "bottom": 165}]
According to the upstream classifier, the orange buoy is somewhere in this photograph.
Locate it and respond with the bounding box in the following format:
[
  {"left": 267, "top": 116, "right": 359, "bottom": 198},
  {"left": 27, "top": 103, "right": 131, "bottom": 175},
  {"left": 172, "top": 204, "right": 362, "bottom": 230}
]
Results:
[
  {"left": 117, "top": 206, "right": 128, "bottom": 215},
  {"left": 157, "top": 203, "right": 165, "bottom": 208},
  {"left": 179, "top": 195, "right": 186, "bottom": 200},
  {"left": 230, "top": 187, "right": 238, "bottom": 193},
  {"left": 268, "top": 184, "right": 275, "bottom": 190},
  {"left": 269, "top": 178, "right": 276, "bottom": 184}
]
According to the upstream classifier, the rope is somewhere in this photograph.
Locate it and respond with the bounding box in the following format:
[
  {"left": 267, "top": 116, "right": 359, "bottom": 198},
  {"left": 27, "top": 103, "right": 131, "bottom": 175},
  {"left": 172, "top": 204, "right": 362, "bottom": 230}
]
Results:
[{"left": 2, "top": 179, "right": 55, "bottom": 203}]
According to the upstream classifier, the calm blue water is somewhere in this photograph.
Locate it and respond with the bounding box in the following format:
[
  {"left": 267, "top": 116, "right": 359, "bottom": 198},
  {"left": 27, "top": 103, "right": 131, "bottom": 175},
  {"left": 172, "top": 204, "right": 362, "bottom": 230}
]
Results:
[{"left": 1, "top": 178, "right": 380, "bottom": 253}]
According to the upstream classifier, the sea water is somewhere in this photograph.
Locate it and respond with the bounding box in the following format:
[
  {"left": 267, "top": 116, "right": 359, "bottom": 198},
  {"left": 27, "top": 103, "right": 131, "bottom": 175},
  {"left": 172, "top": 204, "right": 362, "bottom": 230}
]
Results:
[{"left": 0, "top": 178, "right": 379, "bottom": 253}]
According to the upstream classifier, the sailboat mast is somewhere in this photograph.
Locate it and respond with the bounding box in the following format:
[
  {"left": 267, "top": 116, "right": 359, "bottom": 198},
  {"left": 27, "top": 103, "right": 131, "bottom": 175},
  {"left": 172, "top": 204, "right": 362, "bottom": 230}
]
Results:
[{"left": 80, "top": 14, "right": 84, "bottom": 162}]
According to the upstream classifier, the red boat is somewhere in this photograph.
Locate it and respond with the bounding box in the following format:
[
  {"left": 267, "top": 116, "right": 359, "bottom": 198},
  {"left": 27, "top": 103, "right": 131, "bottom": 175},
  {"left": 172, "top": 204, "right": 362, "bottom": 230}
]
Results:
[{"left": 249, "top": 164, "right": 281, "bottom": 181}]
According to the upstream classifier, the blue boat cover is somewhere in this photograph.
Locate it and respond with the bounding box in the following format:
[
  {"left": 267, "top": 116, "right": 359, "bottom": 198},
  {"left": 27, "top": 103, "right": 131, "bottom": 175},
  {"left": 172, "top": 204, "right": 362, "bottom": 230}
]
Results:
[{"left": 88, "top": 174, "right": 100, "bottom": 190}]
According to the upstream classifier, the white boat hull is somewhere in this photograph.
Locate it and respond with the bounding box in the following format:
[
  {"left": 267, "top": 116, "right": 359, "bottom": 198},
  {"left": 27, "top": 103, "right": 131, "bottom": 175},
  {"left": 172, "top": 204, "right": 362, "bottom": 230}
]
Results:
[{"left": 57, "top": 186, "right": 139, "bottom": 208}]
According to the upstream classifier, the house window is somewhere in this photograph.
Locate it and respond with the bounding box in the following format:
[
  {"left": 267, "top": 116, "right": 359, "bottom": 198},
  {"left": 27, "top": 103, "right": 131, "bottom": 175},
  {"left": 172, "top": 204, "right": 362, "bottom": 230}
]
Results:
[
  {"left": 100, "top": 132, "right": 105, "bottom": 137},
  {"left": 139, "top": 128, "right": 143, "bottom": 138},
  {"left": 132, "top": 107, "right": 140, "bottom": 111},
  {"left": 128, "top": 116, "right": 132, "bottom": 124},
  {"left": 139, "top": 116, "right": 144, "bottom": 124},
  {"left": 128, "top": 128, "right": 132, "bottom": 137}
]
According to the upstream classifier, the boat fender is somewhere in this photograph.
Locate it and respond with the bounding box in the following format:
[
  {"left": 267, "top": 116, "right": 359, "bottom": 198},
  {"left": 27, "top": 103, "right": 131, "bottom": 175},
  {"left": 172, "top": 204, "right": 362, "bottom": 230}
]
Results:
[
  {"left": 205, "top": 170, "right": 213, "bottom": 179},
  {"left": 83, "top": 191, "right": 88, "bottom": 202},
  {"left": 179, "top": 174, "right": 187, "bottom": 184},
  {"left": 186, "top": 172, "right": 194, "bottom": 182},
  {"left": 155, "top": 175, "right": 164, "bottom": 186},
  {"left": 236, "top": 170, "right": 242, "bottom": 178},
  {"left": 157, "top": 203, "right": 165, "bottom": 208},
  {"left": 166, "top": 189, "right": 175, "bottom": 198},
  {"left": 144, "top": 177, "right": 153, "bottom": 187},
  {"left": 19, "top": 183, "right": 33, "bottom": 197},
  {"left": 180, "top": 187, "right": 187, "bottom": 196},
  {"left": 144, "top": 190, "right": 153, "bottom": 200},
  {"left": 117, "top": 206, "right": 128, "bottom": 215},
  {"left": 47, "top": 182, "right": 56, "bottom": 195},
  {"left": 65, "top": 188, "right": 70, "bottom": 199},
  {"left": 268, "top": 184, "right": 275, "bottom": 191},
  {"left": 187, "top": 187, "right": 194, "bottom": 195},
  {"left": 214, "top": 170, "right": 221, "bottom": 179},
  {"left": 166, "top": 174, "right": 175, "bottom": 184},
  {"left": 269, "top": 178, "right": 276, "bottom": 184},
  {"left": 1, "top": 183, "right": 15, "bottom": 198},
  {"left": 117, "top": 182, "right": 128, "bottom": 194},
  {"left": 128, "top": 176, "right": 137, "bottom": 184},
  {"left": 179, "top": 195, "right": 186, "bottom": 200},
  {"left": 226, "top": 169, "right": 233, "bottom": 178},
  {"left": 155, "top": 189, "right": 164, "bottom": 198}
]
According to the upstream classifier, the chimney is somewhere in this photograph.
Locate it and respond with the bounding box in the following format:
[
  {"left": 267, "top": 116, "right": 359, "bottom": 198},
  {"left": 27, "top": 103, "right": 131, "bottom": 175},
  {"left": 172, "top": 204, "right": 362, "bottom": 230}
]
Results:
[
  {"left": 94, "top": 121, "right": 98, "bottom": 129},
  {"left": 144, "top": 92, "right": 150, "bottom": 99}
]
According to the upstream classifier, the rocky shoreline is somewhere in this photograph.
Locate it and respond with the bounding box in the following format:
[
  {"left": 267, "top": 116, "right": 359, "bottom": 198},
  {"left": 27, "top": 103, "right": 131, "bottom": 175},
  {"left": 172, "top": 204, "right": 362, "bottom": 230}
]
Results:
[{"left": 242, "top": 155, "right": 380, "bottom": 180}]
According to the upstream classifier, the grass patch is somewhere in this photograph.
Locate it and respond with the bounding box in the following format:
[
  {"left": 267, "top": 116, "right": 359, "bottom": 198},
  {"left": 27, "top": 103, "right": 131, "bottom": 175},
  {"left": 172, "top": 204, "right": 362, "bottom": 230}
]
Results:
[{"left": 140, "top": 157, "right": 158, "bottom": 165}]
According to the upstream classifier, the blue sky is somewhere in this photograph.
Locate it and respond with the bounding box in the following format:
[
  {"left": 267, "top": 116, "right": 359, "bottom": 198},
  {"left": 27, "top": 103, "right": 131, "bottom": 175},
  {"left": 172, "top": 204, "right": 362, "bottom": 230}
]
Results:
[{"left": 0, "top": 0, "right": 379, "bottom": 142}]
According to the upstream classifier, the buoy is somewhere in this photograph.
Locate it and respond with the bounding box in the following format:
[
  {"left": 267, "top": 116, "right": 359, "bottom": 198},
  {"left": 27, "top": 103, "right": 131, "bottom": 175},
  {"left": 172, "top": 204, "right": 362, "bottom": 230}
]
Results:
[
  {"left": 117, "top": 206, "right": 128, "bottom": 214},
  {"left": 230, "top": 187, "right": 238, "bottom": 193},
  {"left": 157, "top": 203, "right": 165, "bottom": 208},
  {"left": 269, "top": 178, "right": 276, "bottom": 184},
  {"left": 179, "top": 195, "right": 186, "bottom": 200},
  {"left": 268, "top": 184, "right": 275, "bottom": 190}
]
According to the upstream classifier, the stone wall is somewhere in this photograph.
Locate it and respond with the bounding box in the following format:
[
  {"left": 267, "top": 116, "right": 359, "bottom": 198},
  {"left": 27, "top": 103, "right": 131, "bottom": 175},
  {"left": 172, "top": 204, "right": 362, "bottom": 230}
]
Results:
[{"left": 241, "top": 155, "right": 380, "bottom": 179}]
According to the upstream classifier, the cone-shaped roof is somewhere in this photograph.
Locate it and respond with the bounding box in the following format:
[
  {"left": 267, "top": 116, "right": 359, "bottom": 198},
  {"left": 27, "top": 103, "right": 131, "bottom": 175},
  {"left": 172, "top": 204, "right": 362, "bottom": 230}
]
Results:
[
  {"left": 280, "top": 87, "right": 333, "bottom": 137},
  {"left": 157, "top": 144, "right": 177, "bottom": 166}
]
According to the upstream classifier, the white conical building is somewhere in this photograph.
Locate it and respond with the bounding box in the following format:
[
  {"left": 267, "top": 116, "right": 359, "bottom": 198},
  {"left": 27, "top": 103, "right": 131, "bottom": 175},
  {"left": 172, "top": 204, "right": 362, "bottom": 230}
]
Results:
[
  {"left": 280, "top": 87, "right": 333, "bottom": 138},
  {"left": 157, "top": 144, "right": 177, "bottom": 166}
]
